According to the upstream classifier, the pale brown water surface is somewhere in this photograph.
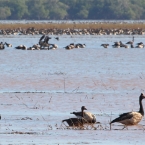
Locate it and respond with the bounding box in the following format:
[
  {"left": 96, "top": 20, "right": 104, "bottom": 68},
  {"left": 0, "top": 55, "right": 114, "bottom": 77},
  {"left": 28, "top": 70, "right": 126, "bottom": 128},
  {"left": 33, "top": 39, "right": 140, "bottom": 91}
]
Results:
[{"left": 0, "top": 34, "right": 145, "bottom": 144}]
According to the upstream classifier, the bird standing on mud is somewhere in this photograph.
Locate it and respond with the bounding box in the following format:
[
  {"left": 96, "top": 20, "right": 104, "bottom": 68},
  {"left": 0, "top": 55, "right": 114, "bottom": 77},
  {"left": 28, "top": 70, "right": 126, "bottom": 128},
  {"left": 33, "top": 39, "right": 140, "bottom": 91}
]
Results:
[{"left": 110, "top": 93, "right": 145, "bottom": 130}]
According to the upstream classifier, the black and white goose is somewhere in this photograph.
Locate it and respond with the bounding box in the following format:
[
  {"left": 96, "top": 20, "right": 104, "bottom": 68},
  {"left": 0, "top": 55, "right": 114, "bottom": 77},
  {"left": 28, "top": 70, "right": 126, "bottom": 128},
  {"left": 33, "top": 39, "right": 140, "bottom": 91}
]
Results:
[
  {"left": 49, "top": 44, "right": 58, "bottom": 50},
  {"left": 5, "top": 42, "right": 12, "bottom": 47},
  {"left": 62, "top": 118, "right": 84, "bottom": 127},
  {"left": 110, "top": 93, "right": 145, "bottom": 129},
  {"left": 119, "top": 41, "right": 128, "bottom": 48},
  {"left": 69, "top": 43, "right": 75, "bottom": 49},
  {"left": 101, "top": 44, "right": 109, "bottom": 48},
  {"left": 15, "top": 45, "right": 23, "bottom": 49},
  {"left": 64, "top": 43, "right": 75, "bottom": 50},
  {"left": 15, "top": 45, "right": 27, "bottom": 50},
  {"left": 136, "top": 42, "right": 144, "bottom": 48},
  {"left": 32, "top": 44, "right": 40, "bottom": 50},
  {"left": 70, "top": 106, "right": 96, "bottom": 123},
  {"left": 62, "top": 106, "right": 90, "bottom": 127},
  {"left": 39, "top": 35, "right": 51, "bottom": 49},
  {"left": 39, "top": 35, "right": 45, "bottom": 45},
  {"left": 126, "top": 36, "right": 134, "bottom": 45},
  {"left": 44, "top": 36, "right": 51, "bottom": 44},
  {"left": 126, "top": 36, "right": 134, "bottom": 48},
  {"left": 75, "top": 43, "right": 86, "bottom": 48},
  {"left": 112, "top": 41, "right": 120, "bottom": 48}
]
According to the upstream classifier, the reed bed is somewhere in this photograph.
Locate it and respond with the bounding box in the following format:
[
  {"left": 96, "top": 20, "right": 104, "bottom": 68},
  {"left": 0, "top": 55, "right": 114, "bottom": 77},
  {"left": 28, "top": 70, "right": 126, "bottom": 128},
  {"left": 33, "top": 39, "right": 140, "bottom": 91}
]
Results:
[{"left": 0, "top": 23, "right": 145, "bottom": 30}]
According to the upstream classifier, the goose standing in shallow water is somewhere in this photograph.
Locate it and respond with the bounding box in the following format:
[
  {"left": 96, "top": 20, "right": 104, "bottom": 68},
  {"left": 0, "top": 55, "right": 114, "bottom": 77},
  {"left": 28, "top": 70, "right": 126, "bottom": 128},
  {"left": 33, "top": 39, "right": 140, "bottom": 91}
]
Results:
[
  {"left": 39, "top": 35, "right": 51, "bottom": 49},
  {"left": 126, "top": 36, "right": 134, "bottom": 48},
  {"left": 70, "top": 106, "right": 96, "bottom": 123},
  {"left": 110, "top": 93, "right": 145, "bottom": 130},
  {"left": 62, "top": 118, "right": 84, "bottom": 127},
  {"left": 126, "top": 36, "right": 134, "bottom": 45},
  {"left": 62, "top": 106, "right": 87, "bottom": 127}
]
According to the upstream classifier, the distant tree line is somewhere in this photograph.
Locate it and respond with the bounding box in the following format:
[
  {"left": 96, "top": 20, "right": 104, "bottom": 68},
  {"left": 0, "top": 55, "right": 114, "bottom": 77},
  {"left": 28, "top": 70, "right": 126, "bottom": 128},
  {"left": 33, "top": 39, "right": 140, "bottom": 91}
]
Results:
[{"left": 0, "top": 0, "right": 145, "bottom": 20}]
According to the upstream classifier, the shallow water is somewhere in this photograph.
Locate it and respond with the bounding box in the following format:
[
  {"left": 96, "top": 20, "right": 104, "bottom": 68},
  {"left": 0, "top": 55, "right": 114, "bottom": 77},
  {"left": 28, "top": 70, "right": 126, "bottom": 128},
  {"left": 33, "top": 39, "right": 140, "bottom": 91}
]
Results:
[{"left": 0, "top": 34, "right": 145, "bottom": 144}]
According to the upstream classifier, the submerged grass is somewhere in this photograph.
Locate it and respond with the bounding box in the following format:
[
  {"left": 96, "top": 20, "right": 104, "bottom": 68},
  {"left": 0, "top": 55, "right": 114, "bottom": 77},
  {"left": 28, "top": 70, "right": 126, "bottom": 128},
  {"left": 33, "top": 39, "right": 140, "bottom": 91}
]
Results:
[{"left": 0, "top": 23, "right": 145, "bottom": 29}]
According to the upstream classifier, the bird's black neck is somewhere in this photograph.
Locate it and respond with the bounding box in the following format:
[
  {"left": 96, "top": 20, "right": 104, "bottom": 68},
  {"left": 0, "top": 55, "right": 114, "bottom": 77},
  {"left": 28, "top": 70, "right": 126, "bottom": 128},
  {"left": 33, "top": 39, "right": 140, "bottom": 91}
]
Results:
[
  {"left": 139, "top": 98, "right": 144, "bottom": 116},
  {"left": 81, "top": 108, "right": 84, "bottom": 117}
]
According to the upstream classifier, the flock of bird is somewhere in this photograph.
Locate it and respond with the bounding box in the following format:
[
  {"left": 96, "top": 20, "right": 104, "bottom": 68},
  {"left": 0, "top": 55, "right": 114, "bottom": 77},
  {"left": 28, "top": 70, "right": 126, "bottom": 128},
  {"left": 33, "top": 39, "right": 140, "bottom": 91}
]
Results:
[
  {"left": 0, "top": 35, "right": 86, "bottom": 50},
  {"left": 62, "top": 93, "right": 145, "bottom": 130},
  {"left": 0, "top": 35, "right": 145, "bottom": 50},
  {"left": 0, "top": 26, "right": 145, "bottom": 36},
  {"left": 101, "top": 36, "right": 144, "bottom": 48}
]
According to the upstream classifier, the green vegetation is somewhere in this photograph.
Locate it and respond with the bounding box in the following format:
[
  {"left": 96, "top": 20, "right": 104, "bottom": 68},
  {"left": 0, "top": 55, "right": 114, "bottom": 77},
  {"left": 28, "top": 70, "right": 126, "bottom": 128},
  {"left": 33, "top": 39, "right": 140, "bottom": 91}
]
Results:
[{"left": 0, "top": 0, "right": 145, "bottom": 20}]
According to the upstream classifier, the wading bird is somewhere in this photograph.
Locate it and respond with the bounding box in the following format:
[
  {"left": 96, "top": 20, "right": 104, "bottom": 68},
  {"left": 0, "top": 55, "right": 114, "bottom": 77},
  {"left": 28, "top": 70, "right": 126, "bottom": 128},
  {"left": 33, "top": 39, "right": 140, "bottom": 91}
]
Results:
[{"left": 110, "top": 93, "right": 145, "bottom": 130}]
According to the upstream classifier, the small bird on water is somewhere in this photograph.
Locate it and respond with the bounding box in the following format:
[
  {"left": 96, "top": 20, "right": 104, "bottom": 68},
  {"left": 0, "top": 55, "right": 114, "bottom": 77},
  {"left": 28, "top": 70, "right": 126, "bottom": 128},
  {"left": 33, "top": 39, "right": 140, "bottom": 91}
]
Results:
[{"left": 110, "top": 93, "right": 145, "bottom": 130}]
